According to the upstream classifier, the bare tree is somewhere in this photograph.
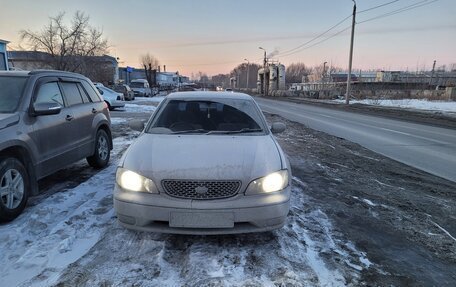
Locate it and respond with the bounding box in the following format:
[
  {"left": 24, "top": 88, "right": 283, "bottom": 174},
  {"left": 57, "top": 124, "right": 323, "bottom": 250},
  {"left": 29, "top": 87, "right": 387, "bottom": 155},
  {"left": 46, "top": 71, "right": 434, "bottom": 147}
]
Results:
[
  {"left": 286, "top": 63, "right": 313, "bottom": 84},
  {"left": 140, "top": 53, "right": 160, "bottom": 87},
  {"left": 20, "top": 11, "right": 109, "bottom": 72},
  {"left": 230, "top": 63, "right": 261, "bottom": 88}
]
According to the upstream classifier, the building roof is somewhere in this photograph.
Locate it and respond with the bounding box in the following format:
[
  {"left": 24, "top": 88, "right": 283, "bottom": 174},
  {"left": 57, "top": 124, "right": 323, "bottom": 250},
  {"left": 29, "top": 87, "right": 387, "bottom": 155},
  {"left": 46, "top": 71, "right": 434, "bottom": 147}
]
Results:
[{"left": 0, "top": 39, "right": 10, "bottom": 44}]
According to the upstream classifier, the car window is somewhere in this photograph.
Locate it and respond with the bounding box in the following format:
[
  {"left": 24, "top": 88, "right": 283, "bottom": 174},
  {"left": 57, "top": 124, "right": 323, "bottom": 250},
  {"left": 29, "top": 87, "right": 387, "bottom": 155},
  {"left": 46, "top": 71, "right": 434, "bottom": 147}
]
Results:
[
  {"left": 0, "top": 76, "right": 28, "bottom": 113},
  {"left": 149, "top": 99, "right": 266, "bottom": 134},
  {"left": 81, "top": 81, "right": 102, "bottom": 102},
  {"left": 129, "top": 82, "right": 143, "bottom": 88},
  {"left": 77, "top": 83, "right": 91, "bottom": 103},
  {"left": 60, "top": 82, "right": 84, "bottom": 106},
  {"left": 35, "top": 81, "right": 64, "bottom": 107},
  {"left": 112, "top": 86, "right": 124, "bottom": 93}
]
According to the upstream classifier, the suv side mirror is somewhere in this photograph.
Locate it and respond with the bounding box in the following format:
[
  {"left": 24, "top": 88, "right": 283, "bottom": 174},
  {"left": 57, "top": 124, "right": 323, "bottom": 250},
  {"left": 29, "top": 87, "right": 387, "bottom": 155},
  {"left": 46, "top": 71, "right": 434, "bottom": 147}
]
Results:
[
  {"left": 129, "top": 120, "right": 146, "bottom": 132},
  {"left": 33, "top": 102, "right": 62, "bottom": 116},
  {"left": 271, "top": 122, "right": 286, "bottom": 134}
]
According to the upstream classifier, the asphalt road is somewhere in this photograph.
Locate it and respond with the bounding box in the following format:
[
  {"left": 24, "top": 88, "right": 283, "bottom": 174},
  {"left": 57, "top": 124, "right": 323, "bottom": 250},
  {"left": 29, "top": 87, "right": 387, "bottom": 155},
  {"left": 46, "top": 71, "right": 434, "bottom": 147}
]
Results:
[{"left": 255, "top": 97, "right": 456, "bottom": 183}]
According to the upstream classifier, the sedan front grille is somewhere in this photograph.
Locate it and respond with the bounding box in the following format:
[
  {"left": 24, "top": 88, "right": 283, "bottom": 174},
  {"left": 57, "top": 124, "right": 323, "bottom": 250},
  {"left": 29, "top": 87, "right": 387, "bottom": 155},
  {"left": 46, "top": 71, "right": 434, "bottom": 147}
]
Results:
[{"left": 162, "top": 180, "right": 241, "bottom": 200}]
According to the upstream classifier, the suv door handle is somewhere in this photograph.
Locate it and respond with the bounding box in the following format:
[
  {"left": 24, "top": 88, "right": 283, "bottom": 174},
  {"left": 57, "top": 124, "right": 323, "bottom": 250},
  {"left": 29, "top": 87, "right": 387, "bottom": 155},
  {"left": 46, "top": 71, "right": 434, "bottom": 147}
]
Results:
[
  {"left": 92, "top": 108, "right": 97, "bottom": 114},
  {"left": 66, "top": 115, "right": 74, "bottom": 121}
]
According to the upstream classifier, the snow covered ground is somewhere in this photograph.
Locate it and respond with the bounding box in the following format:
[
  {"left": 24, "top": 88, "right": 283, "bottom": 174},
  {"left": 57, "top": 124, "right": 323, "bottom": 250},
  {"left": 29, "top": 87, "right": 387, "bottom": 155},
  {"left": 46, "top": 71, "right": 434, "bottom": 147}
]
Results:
[
  {"left": 0, "top": 99, "right": 374, "bottom": 286},
  {"left": 334, "top": 99, "right": 456, "bottom": 113}
]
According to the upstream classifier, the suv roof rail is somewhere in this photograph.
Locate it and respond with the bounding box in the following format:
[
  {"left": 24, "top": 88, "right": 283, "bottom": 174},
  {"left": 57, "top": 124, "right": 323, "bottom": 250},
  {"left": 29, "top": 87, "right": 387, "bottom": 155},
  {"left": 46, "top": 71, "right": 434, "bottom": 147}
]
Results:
[{"left": 28, "top": 70, "right": 84, "bottom": 77}]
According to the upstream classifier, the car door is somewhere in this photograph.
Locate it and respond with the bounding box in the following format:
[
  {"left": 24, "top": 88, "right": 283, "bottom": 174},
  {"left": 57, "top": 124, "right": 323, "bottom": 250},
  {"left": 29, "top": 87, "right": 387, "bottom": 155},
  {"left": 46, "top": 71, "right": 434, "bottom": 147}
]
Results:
[
  {"left": 29, "top": 77, "right": 75, "bottom": 177},
  {"left": 59, "top": 79, "right": 96, "bottom": 157}
]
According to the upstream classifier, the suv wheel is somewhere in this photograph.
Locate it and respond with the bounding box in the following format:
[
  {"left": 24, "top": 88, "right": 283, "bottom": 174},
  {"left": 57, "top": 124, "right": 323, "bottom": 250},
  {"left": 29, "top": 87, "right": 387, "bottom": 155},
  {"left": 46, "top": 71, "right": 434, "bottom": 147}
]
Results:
[
  {"left": 87, "top": 129, "right": 110, "bottom": 169},
  {"left": 0, "top": 158, "right": 29, "bottom": 222}
]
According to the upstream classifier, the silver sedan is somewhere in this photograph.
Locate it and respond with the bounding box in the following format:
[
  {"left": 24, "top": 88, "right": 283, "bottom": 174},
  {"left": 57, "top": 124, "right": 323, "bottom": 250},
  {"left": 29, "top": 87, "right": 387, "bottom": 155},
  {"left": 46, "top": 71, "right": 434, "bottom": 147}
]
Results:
[{"left": 114, "top": 92, "right": 291, "bottom": 234}]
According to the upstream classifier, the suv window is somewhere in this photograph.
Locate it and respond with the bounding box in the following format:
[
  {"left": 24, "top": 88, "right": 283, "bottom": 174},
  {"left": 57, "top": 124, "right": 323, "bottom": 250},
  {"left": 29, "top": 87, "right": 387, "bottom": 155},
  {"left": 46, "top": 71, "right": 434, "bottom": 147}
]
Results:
[
  {"left": 0, "top": 76, "right": 28, "bottom": 113},
  {"left": 35, "top": 82, "right": 64, "bottom": 107},
  {"left": 76, "top": 83, "right": 91, "bottom": 103},
  {"left": 61, "top": 82, "right": 84, "bottom": 106},
  {"left": 81, "top": 80, "right": 102, "bottom": 102}
]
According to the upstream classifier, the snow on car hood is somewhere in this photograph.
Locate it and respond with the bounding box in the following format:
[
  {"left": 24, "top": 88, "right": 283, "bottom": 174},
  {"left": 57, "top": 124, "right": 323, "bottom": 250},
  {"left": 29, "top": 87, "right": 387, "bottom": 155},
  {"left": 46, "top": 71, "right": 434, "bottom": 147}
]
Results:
[{"left": 122, "top": 133, "right": 282, "bottom": 186}]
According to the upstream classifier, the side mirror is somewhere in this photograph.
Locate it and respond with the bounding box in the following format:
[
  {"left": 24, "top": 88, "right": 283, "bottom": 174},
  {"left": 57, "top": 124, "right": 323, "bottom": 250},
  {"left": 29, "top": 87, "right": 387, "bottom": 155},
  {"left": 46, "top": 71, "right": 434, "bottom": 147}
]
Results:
[
  {"left": 33, "top": 102, "right": 62, "bottom": 116},
  {"left": 129, "top": 120, "right": 146, "bottom": 132},
  {"left": 271, "top": 122, "right": 286, "bottom": 134}
]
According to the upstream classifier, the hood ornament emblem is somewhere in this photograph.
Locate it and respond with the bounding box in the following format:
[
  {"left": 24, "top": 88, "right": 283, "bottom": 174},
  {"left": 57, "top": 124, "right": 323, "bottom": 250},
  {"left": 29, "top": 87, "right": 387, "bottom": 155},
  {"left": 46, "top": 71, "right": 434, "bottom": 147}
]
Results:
[{"left": 195, "top": 186, "right": 208, "bottom": 194}]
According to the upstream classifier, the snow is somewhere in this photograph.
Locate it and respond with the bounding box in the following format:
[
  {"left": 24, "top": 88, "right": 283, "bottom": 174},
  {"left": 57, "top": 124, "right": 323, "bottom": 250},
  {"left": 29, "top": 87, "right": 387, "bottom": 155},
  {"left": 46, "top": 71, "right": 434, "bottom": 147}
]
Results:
[
  {"left": 123, "top": 103, "right": 157, "bottom": 113},
  {"left": 0, "top": 134, "right": 373, "bottom": 286},
  {"left": 110, "top": 117, "right": 127, "bottom": 125},
  {"left": 0, "top": 137, "right": 133, "bottom": 287},
  {"left": 334, "top": 99, "right": 456, "bottom": 113}
]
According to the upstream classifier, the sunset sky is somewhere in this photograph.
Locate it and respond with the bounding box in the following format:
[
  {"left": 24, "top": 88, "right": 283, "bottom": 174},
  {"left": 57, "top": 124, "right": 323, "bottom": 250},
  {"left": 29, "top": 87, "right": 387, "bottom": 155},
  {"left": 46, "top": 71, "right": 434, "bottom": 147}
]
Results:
[{"left": 1, "top": 0, "right": 455, "bottom": 76}]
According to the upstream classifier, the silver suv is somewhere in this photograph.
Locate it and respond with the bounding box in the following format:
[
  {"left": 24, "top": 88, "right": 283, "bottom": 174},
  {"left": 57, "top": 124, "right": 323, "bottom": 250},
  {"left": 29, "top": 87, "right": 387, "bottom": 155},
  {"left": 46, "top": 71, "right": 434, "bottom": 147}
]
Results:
[{"left": 0, "top": 70, "right": 112, "bottom": 222}]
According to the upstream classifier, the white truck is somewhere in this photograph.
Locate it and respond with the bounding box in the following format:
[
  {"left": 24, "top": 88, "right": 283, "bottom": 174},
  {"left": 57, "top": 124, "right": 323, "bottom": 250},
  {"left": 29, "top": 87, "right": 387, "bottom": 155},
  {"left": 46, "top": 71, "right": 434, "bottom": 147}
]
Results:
[{"left": 130, "top": 79, "right": 152, "bottom": 97}]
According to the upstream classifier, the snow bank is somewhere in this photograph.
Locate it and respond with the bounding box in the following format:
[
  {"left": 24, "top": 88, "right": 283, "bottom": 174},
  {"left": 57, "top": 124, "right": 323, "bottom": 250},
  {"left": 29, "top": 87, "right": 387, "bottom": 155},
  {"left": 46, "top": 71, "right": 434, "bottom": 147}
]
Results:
[{"left": 334, "top": 99, "right": 456, "bottom": 113}]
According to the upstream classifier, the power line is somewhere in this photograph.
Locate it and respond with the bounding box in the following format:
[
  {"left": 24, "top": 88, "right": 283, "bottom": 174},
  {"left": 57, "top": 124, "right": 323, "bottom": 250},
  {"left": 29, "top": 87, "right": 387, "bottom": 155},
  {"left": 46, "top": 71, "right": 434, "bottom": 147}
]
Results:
[
  {"left": 274, "top": 0, "right": 438, "bottom": 59},
  {"left": 275, "top": 0, "right": 401, "bottom": 58},
  {"left": 357, "top": 0, "right": 400, "bottom": 13},
  {"left": 276, "top": 14, "right": 352, "bottom": 57},
  {"left": 358, "top": 0, "right": 438, "bottom": 24}
]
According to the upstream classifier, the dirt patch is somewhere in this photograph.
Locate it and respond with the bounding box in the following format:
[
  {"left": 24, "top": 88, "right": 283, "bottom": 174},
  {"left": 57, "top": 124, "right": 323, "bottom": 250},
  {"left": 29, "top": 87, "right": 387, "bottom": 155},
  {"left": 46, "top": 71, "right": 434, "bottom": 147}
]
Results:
[{"left": 266, "top": 113, "right": 456, "bottom": 286}]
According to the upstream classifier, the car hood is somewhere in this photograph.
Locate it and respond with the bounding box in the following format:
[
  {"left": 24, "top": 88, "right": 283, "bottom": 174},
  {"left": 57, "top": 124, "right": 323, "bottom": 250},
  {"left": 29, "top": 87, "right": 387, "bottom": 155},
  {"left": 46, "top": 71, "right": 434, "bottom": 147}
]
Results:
[
  {"left": 0, "top": 113, "right": 19, "bottom": 130},
  {"left": 122, "top": 133, "right": 282, "bottom": 187}
]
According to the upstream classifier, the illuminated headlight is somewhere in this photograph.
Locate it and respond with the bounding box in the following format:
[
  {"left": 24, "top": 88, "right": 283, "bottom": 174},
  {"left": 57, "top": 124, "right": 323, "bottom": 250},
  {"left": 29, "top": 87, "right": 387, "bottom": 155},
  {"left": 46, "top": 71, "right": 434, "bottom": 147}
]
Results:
[
  {"left": 116, "top": 167, "right": 157, "bottom": 193},
  {"left": 245, "top": 170, "right": 289, "bottom": 195}
]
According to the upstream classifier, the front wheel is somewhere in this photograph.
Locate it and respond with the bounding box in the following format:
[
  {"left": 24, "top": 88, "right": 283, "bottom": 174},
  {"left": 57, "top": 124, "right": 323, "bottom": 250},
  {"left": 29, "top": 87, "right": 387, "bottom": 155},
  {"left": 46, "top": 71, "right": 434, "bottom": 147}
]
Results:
[
  {"left": 87, "top": 129, "right": 111, "bottom": 169},
  {"left": 0, "top": 157, "right": 29, "bottom": 222}
]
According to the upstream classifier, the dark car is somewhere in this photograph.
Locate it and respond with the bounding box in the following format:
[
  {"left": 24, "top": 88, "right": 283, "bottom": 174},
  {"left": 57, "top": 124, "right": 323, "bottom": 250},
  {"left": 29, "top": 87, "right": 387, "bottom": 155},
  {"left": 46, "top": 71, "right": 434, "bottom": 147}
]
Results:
[
  {"left": 0, "top": 70, "right": 113, "bottom": 222},
  {"left": 112, "top": 84, "right": 135, "bottom": 101}
]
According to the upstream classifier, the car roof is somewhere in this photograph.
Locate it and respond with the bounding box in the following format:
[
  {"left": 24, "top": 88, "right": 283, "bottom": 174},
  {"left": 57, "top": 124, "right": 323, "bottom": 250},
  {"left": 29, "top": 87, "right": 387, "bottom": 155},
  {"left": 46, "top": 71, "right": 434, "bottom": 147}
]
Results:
[
  {"left": 0, "top": 70, "right": 87, "bottom": 79},
  {"left": 167, "top": 91, "right": 253, "bottom": 101}
]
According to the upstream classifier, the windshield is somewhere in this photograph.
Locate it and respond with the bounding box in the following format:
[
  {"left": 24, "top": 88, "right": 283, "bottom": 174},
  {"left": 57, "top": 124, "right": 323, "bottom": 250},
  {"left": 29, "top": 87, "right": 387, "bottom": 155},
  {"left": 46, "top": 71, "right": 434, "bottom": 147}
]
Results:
[
  {"left": 147, "top": 98, "right": 266, "bottom": 135},
  {"left": 129, "top": 82, "right": 144, "bottom": 88},
  {"left": 0, "top": 76, "right": 28, "bottom": 113}
]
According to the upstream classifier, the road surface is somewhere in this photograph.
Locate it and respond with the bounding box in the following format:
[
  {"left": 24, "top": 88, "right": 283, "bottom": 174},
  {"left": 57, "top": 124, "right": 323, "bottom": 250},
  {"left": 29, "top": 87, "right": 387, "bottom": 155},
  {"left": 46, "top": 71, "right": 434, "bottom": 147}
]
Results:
[{"left": 255, "top": 97, "right": 456, "bottom": 183}]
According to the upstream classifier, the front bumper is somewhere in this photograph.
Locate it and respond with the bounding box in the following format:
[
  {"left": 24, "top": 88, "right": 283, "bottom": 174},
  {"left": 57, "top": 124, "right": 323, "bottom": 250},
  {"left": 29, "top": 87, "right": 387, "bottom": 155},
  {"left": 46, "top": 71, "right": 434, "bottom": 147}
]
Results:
[{"left": 113, "top": 185, "right": 290, "bottom": 235}]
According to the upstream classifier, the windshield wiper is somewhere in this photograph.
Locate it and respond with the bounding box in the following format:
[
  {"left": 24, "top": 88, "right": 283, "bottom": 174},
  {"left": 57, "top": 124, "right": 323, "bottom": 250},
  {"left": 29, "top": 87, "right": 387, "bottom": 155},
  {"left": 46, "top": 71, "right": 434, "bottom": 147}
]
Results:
[
  {"left": 171, "top": 129, "right": 208, "bottom": 134},
  {"left": 206, "top": 128, "right": 263, "bottom": 135}
]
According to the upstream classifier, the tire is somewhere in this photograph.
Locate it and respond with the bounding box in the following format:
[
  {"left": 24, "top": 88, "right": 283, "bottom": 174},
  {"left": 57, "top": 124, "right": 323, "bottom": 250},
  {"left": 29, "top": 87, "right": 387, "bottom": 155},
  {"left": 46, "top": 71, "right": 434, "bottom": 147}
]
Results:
[
  {"left": 87, "top": 129, "right": 111, "bottom": 169},
  {"left": 105, "top": 101, "right": 113, "bottom": 111},
  {"left": 0, "top": 157, "right": 29, "bottom": 222}
]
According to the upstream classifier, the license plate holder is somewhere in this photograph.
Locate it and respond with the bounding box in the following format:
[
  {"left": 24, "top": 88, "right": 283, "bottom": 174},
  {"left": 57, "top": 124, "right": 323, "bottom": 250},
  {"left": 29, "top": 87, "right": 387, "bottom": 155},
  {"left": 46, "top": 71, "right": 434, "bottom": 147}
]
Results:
[{"left": 170, "top": 212, "right": 234, "bottom": 228}]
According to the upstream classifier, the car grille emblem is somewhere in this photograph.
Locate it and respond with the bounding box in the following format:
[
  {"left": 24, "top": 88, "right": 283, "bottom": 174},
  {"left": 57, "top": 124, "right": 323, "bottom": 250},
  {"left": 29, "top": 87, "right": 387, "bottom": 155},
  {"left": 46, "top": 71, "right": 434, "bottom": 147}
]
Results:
[{"left": 195, "top": 186, "right": 208, "bottom": 195}]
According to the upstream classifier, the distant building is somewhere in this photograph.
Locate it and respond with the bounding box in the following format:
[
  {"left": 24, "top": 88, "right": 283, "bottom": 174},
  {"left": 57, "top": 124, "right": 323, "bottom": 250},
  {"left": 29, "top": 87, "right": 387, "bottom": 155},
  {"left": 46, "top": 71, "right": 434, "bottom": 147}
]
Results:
[
  {"left": 8, "top": 51, "right": 119, "bottom": 84},
  {"left": 0, "top": 39, "right": 9, "bottom": 71},
  {"left": 329, "top": 73, "right": 358, "bottom": 83},
  {"left": 257, "top": 62, "right": 286, "bottom": 95}
]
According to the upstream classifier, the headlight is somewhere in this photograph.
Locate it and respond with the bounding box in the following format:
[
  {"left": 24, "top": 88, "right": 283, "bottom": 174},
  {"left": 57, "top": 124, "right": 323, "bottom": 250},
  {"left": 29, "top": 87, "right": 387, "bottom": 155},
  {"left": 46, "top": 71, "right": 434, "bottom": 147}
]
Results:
[
  {"left": 116, "top": 167, "right": 158, "bottom": 193},
  {"left": 245, "top": 170, "right": 289, "bottom": 195}
]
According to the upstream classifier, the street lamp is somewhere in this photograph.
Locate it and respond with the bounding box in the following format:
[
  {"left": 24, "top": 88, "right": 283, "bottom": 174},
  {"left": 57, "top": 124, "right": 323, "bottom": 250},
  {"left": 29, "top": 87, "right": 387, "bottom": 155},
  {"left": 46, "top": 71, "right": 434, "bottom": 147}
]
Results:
[
  {"left": 259, "top": 47, "right": 267, "bottom": 67},
  {"left": 244, "top": 58, "right": 250, "bottom": 89}
]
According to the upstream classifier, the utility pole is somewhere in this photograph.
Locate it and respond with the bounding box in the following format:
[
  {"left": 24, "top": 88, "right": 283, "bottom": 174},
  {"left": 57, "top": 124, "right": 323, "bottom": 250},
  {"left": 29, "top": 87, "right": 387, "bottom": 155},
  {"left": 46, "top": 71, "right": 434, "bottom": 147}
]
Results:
[
  {"left": 259, "top": 47, "right": 267, "bottom": 96},
  {"left": 323, "top": 61, "right": 327, "bottom": 97},
  {"left": 345, "top": 0, "right": 356, "bottom": 105},
  {"left": 244, "top": 58, "right": 250, "bottom": 89},
  {"left": 323, "top": 61, "right": 327, "bottom": 82},
  {"left": 429, "top": 60, "right": 436, "bottom": 86}
]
